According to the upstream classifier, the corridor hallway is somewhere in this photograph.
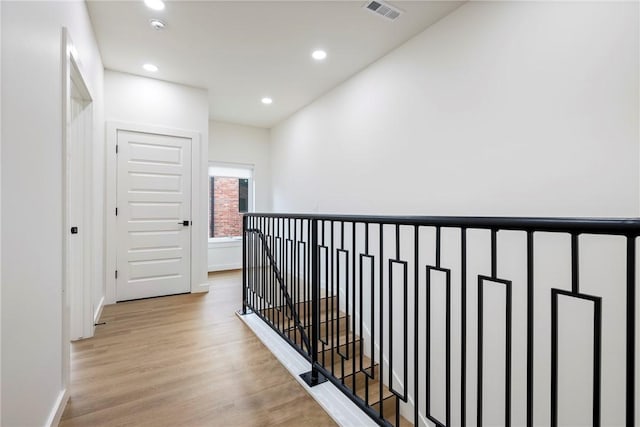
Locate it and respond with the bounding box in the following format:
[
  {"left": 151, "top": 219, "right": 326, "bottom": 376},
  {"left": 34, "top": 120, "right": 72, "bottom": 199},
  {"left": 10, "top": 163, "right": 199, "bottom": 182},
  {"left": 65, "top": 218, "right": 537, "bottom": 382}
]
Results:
[{"left": 60, "top": 270, "right": 336, "bottom": 426}]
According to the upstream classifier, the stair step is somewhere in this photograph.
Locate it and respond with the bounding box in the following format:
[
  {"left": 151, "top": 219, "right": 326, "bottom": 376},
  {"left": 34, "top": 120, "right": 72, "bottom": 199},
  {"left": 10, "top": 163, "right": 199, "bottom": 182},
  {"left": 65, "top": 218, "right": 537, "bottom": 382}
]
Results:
[
  {"left": 371, "top": 395, "right": 399, "bottom": 423},
  {"left": 333, "top": 351, "right": 370, "bottom": 375},
  {"left": 340, "top": 364, "right": 379, "bottom": 392},
  {"left": 359, "top": 377, "right": 394, "bottom": 407},
  {"left": 319, "top": 331, "right": 362, "bottom": 361},
  {"left": 256, "top": 295, "right": 337, "bottom": 320},
  {"left": 284, "top": 312, "right": 349, "bottom": 338},
  {"left": 254, "top": 290, "right": 412, "bottom": 427}
]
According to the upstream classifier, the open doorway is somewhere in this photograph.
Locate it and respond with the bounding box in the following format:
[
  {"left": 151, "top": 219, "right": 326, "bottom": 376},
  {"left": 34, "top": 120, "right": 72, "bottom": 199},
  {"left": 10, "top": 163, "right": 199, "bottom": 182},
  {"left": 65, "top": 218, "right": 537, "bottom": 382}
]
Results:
[{"left": 61, "top": 27, "right": 94, "bottom": 403}]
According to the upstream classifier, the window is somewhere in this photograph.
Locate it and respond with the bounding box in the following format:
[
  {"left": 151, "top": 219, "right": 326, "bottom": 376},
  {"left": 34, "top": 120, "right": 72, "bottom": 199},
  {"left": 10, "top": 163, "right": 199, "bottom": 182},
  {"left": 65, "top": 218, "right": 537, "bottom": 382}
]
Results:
[{"left": 208, "top": 164, "right": 253, "bottom": 239}]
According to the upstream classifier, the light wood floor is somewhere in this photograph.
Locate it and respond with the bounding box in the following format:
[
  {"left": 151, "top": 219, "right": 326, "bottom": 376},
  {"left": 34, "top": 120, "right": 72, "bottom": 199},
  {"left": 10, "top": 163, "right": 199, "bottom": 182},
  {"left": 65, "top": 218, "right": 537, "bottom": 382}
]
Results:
[{"left": 60, "top": 270, "right": 336, "bottom": 427}]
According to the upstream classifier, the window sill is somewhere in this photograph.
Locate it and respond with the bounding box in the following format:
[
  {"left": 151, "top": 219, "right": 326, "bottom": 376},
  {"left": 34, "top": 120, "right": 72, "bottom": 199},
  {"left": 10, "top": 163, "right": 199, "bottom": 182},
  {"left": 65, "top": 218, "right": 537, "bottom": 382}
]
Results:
[{"left": 208, "top": 237, "right": 242, "bottom": 248}]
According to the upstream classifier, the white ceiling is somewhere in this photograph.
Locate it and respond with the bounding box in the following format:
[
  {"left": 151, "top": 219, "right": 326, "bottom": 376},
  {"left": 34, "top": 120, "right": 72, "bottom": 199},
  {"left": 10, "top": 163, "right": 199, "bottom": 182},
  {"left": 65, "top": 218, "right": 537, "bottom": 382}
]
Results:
[{"left": 87, "top": 1, "right": 463, "bottom": 128}]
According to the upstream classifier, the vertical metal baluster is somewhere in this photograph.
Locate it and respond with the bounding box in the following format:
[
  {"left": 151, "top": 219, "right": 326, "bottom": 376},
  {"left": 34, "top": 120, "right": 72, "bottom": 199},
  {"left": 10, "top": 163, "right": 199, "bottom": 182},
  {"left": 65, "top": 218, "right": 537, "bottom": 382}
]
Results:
[
  {"left": 287, "top": 218, "right": 291, "bottom": 336},
  {"left": 593, "top": 297, "right": 602, "bottom": 427},
  {"left": 321, "top": 220, "right": 327, "bottom": 368},
  {"left": 310, "top": 218, "right": 321, "bottom": 379},
  {"left": 307, "top": 219, "right": 311, "bottom": 340},
  {"left": 436, "top": 226, "right": 441, "bottom": 268},
  {"left": 294, "top": 219, "right": 299, "bottom": 345},
  {"left": 352, "top": 222, "right": 358, "bottom": 393},
  {"left": 261, "top": 216, "right": 265, "bottom": 316},
  {"left": 335, "top": 221, "right": 349, "bottom": 384},
  {"left": 266, "top": 217, "right": 271, "bottom": 313},
  {"left": 627, "top": 235, "right": 636, "bottom": 427},
  {"left": 362, "top": 223, "right": 368, "bottom": 374},
  {"left": 252, "top": 217, "right": 256, "bottom": 313},
  {"left": 279, "top": 217, "right": 284, "bottom": 331},
  {"left": 248, "top": 216, "right": 252, "bottom": 312},
  {"left": 271, "top": 218, "right": 277, "bottom": 324},
  {"left": 257, "top": 216, "right": 261, "bottom": 315},
  {"left": 491, "top": 228, "right": 497, "bottom": 278},
  {"left": 331, "top": 220, "right": 335, "bottom": 377},
  {"left": 286, "top": 218, "right": 290, "bottom": 338},
  {"left": 255, "top": 217, "right": 259, "bottom": 315},
  {"left": 379, "top": 222, "right": 385, "bottom": 420},
  {"left": 446, "top": 267, "right": 451, "bottom": 427},
  {"left": 254, "top": 217, "right": 258, "bottom": 318},
  {"left": 526, "top": 231, "right": 534, "bottom": 427},
  {"left": 505, "top": 259, "right": 512, "bottom": 427},
  {"left": 571, "top": 233, "right": 579, "bottom": 294},
  {"left": 461, "top": 227, "right": 467, "bottom": 427},
  {"left": 551, "top": 292, "right": 557, "bottom": 427},
  {"left": 426, "top": 256, "right": 431, "bottom": 426},
  {"left": 414, "top": 224, "right": 419, "bottom": 426},
  {"left": 401, "top": 228, "right": 408, "bottom": 427},
  {"left": 388, "top": 225, "right": 399, "bottom": 406},
  {"left": 477, "top": 272, "right": 484, "bottom": 427},
  {"left": 242, "top": 215, "right": 247, "bottom": 314},
  {"left": 271, "top": 218, "right": 275, "bottom": 315},
  {"left": 369, "top": 223, "right": 375, "bottom": 406}
]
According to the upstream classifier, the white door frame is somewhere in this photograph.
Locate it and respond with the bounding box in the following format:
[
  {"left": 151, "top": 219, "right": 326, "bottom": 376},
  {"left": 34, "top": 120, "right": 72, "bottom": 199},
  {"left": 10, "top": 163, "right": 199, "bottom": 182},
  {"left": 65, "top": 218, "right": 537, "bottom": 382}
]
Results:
[
  {"left": 105, "top": 121, "right": 207, "bottom": 304},
  {"left": 61, "top": 26, "right": 93, "bottom": 414}
]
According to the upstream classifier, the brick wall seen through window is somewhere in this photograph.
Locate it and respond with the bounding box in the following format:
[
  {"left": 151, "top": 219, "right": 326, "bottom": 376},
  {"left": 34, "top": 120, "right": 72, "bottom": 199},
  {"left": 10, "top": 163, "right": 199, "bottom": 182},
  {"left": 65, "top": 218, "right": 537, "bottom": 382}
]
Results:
[{"left": 209, "top": 176, "right": 247, "bottom": 238}]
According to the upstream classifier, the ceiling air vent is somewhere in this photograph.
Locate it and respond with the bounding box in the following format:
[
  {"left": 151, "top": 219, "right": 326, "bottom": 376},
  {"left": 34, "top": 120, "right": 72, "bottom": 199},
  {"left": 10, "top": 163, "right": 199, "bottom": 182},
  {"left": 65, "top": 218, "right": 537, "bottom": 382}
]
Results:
[{"left": 363, "top": 0, "right": 402, "bottom": 21}]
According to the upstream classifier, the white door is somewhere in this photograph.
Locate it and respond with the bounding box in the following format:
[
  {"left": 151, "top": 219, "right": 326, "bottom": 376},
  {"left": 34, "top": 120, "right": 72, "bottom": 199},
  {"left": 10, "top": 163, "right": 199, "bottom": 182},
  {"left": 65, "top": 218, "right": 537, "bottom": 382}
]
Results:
[
  {"left": 68, "top": 81, "right": 92, "bottom": 339},
  {"left": 116, "top": 130, "right": 192, "bottom": 301}
]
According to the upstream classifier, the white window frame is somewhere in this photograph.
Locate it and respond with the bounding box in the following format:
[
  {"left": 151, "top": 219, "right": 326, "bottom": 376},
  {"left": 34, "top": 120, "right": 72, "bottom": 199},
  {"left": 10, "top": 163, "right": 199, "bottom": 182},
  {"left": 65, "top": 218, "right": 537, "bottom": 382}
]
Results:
[{"left": 208, "top": 161, "right": 254, "bottom": 243}]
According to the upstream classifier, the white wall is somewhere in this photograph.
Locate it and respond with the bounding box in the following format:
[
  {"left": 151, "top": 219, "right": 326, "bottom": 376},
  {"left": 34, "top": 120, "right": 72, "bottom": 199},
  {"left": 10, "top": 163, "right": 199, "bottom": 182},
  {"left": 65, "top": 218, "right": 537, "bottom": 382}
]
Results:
[
  {"left": 104, "top": 70, "right": 209, "bottom": 300},
  {"left": 0, "top": 2, "right": 3, "bottom": 422},
  {"left": 208, "top": 120, "right": 270, "bottom": 271},
  {"left": 209, "top": 120, "right": 271, "bottom": 211},
  {"left": 271, "top": 1, "right": 639, "bottom": 218},
  {"left": 1, "top": 1, "right": 104, "bottom": 425},
  {"left": 269, "top": 2, "right": 639, "bottom": 425}
]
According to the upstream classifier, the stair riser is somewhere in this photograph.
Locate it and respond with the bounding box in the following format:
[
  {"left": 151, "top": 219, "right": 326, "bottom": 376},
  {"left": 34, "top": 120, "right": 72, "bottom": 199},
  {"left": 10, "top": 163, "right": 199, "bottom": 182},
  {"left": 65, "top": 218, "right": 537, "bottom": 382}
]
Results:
[
  {"left": 371, "top": 396, "right": 399, "bottom": 421},
  {"left": 256, "top": 295, "right": 338, "bottom": 319},
  {"left": 341, "top": 365, "right": 380, "bottom": 390},
  {"left": 285, "top": 315, "right": 349, "bottom": 338}
]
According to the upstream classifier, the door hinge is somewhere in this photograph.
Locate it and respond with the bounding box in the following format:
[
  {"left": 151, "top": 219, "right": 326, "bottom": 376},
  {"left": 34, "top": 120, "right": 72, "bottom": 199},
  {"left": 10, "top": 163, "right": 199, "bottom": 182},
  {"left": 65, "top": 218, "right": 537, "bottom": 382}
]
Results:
[
  {"left": 115, "top": 207, "right": 118, "bottom": 216},
  {"left": 115, "top": 270, "right": 118, "bottom": 279},
  {"left": 116, "top": 144, "right": 119, "bottom": 154}
]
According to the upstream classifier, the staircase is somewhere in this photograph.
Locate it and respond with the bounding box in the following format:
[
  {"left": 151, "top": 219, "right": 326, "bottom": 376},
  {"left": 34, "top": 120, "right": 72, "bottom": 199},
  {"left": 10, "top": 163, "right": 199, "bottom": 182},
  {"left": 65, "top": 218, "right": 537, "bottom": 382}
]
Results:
[{"left": 257, "top": 294, "right": 411, "bottom": 427}]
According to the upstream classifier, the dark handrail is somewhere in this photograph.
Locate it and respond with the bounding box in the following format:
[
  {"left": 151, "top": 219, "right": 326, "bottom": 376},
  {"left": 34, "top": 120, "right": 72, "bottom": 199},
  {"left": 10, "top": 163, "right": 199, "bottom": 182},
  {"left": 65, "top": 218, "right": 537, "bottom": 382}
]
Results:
[
  {"left": 246, "top": 227, "right": 312, "bottom": 355},
  {"left": 245, "top": 213, "right": 640, "bottom": 235}
]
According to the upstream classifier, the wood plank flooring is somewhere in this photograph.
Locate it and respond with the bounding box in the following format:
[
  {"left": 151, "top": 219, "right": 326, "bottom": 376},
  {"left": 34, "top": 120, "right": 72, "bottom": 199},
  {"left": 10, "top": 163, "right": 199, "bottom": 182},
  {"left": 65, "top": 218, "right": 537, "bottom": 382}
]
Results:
[{"left": 60, "top": 270, "right": 336, "bottom": 427}]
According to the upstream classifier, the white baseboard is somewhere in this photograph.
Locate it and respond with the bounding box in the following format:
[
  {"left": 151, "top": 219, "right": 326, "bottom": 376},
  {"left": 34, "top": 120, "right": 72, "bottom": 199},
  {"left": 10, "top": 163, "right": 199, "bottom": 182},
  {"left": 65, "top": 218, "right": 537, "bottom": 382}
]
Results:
[
  {"left": 192, "top": 282, "right": 210, "bottom": 293},
  {"left": 45, "top": 388, "right": 69, "bottom": 427},
  {"left": 93, "top": 296, "right": 104, "bottom": 324}
]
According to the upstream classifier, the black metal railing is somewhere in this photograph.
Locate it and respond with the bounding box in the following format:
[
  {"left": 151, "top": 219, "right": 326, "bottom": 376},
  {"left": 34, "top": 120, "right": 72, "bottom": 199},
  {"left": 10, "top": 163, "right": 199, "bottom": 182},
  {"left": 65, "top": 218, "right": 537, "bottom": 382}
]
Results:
[{"left": 241, "top": 213, "right": 639, "bottom": 427}]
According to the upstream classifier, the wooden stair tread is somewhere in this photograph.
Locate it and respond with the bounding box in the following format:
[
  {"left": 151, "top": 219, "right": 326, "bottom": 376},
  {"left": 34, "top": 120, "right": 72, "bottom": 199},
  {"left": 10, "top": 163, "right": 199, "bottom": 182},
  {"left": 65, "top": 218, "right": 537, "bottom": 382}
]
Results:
[{"left": 254, "top": 290, "right": 413, "bottom": 426}]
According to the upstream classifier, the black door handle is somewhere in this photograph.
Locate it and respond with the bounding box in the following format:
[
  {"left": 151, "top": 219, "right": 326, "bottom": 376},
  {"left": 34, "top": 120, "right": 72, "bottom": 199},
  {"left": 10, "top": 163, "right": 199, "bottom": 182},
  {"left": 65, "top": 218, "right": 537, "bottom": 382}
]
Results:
[{"left": 179, "top": 220, "right": 190, "bottom": 226}]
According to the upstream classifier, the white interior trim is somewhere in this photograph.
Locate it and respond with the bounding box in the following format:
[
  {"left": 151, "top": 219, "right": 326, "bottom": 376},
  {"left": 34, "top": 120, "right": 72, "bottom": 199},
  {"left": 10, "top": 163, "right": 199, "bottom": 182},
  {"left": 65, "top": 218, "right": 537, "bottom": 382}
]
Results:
[
  {"left": 93, "top": 296, "right": 105, "bottom": 325},
  {"left": 0, "top": 1, "right": 3, "bottom": 420},
  {"left": 62, "top": 26, "right": 95, "bottom": 400},
  {"left": 105, "top": 121, "right": 206, "bottom": 304},
  {"left": 238, "top": 312, "right": 377, "bottom": 427},
  {"left": 44, "top": 389, "right": 69, "bottom": 427}
]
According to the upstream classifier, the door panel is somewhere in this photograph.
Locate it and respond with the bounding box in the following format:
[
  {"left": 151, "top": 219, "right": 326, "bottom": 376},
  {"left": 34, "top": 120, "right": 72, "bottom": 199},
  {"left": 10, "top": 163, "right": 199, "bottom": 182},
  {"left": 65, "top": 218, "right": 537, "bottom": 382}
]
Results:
[{"left": 117, "top": 130, "right": 191, "bottom": 301}]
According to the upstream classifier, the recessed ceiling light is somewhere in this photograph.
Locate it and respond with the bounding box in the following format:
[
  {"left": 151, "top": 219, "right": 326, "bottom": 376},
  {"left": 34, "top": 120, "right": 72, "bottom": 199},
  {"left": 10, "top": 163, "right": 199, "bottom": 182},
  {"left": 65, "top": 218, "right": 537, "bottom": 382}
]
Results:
[
  {"left": 312, "top": 50, "right": 327, "bottom": 61},
  {"left": 261, "top": 97, "right": 273, "bottom": 105},
  {"left": 150, "top": 19, "right": 166, "bottom": 30},
  {"left": 144, "top": 0, "right": 165, "bottom": 11},
  {"left": 143, "top": 63, "right": 159, "bottom": 72}
]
